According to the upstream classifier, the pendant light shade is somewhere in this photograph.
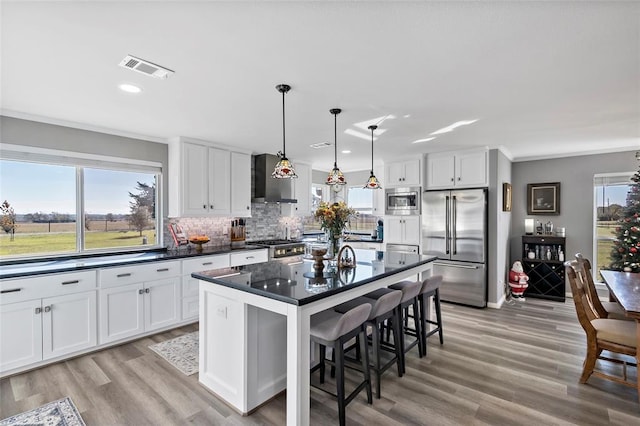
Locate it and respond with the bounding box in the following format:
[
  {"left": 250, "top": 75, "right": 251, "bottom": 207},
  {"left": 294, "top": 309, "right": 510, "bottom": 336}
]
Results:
[
  {"left": 364, "top": 125, "right": 382, "bottom": 189},
  {"left": 272, "top": 84, "right": 297, "bottom": 179},
  {"left": 326, "top": 108, "right": 347, "bottom": 187}
]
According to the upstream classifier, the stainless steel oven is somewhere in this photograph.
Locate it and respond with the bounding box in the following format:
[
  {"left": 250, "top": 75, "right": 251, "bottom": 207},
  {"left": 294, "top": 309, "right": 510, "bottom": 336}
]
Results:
[{"left": 385, "top": 187, "right": 421, "bottom": 215}]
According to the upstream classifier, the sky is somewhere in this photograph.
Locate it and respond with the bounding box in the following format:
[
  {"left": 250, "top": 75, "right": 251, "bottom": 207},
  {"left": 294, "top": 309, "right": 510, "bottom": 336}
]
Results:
[
  {"left": 0, "top": 160, "right": 155, "bottom": 215},
  {"left": 595, "top": 184, "right": 631, "bottom": 208}
]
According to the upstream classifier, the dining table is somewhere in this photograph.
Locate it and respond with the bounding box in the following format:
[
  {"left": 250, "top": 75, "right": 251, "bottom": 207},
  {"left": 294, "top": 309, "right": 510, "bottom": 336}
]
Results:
[{"left": 600, "top": 269, "right": 640, "bottom": 399}]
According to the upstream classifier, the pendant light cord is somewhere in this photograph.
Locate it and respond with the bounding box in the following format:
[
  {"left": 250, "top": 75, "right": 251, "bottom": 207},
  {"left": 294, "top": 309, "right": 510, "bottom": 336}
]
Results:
[
  {"left": 333, "top": 112, "right": 338, "bottom": 167},
  {"left": 370, "top": 127, "right": 374, "bottom": 173},
  {"left": 282, "top": 89, "right": 286, "bottom": 157}
]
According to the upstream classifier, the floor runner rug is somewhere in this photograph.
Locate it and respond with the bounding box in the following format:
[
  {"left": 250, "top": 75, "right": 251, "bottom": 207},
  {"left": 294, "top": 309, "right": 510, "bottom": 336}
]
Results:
[
  {"left": 149, "top": 331, "right": 199, "bottom": 375},
  {"left": 0, "top": 397, "right": 85, "bottom": 426}
]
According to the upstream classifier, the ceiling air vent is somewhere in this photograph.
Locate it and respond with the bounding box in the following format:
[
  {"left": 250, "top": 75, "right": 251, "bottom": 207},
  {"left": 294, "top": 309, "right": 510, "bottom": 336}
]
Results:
[
  {"left": 118, "top": 55, "right": 174, "bottom": 79},
  {"left": 310, "top": 142, "right": 332, "bottom": 149}
]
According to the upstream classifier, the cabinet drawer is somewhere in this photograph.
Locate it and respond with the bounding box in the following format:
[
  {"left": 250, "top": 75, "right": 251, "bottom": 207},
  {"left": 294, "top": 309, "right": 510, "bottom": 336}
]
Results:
[
  {"left": 99, "top": 260, "right": 181, "bottom": 288},
  {"left": 182, "top": 254, "right": 230, "bottom": 275},
  {"left": 1, "top": 270, "right": 97, "bottom": 304},
  {"left": 230, "top": 249, "right": 268, "bottom": 267}
]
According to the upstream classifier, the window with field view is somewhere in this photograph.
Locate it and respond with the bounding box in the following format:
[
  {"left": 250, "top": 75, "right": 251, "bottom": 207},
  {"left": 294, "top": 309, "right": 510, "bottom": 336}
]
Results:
[
  {"left": 0, "top": 156, "right": 160, "bottom": 259},
  {"left": 594, "top": 173, "right": 632, "bottom": 280}
]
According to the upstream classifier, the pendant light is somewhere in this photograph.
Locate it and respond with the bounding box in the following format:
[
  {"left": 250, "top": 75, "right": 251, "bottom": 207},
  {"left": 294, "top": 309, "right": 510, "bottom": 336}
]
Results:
[
  {"left": 272, "top": 84, "right": 297, "bottom": 179},
  {"left": 326, "top": 108, "right": 347, "bottom": 187},
  {"left": 364, "top": 125, "right": 382, "bottom": 189}
]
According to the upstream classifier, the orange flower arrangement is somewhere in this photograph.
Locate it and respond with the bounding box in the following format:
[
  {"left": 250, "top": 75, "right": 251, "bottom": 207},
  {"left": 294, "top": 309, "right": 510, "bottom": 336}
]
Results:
[{"left": 314, "top": 201, "right": 356, "bottom": 240}]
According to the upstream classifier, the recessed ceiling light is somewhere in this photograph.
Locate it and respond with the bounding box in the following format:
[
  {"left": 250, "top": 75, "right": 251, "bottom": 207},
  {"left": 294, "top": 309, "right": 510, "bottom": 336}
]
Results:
[
  {"left": 430, "top": 119, "right": 478, "bottom": 135},
  {"left": 412, "top": 137, "right": 436, "bottom": 144},
  {"left": 341, "top": 150, "right": 351, "bottom": 154},
  {"left": 118, "top": 83, "right": 142, "bottom": 94}
]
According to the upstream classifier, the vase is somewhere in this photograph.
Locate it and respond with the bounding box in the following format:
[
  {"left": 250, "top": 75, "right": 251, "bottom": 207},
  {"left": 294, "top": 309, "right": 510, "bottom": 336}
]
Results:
[{"left": 327, "top": 233, "right": 343, "bottom": 260}]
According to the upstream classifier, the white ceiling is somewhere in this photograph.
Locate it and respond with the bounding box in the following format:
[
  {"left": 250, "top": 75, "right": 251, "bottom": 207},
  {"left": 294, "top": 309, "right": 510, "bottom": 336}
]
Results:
[{"left": 1, "top": 1, "right": 639, "bottom": 172}]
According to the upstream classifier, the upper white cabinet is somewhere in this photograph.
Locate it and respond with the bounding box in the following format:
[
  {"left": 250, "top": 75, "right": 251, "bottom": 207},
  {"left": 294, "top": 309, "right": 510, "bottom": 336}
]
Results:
[
  {"left": 230, "top": 152, "right": 252, "bottom": 217},
  {"left": 283, "top": 162, "right": 311, "bottom": 217},
  {"left": 385, "top": 159, "right": 421, "bottom": 187},
  {"left": 169, "top": 137, "right": 251, "bottom": 217},
  {"left": 425, "top": 149, "right": 488, "bottom": 189}
]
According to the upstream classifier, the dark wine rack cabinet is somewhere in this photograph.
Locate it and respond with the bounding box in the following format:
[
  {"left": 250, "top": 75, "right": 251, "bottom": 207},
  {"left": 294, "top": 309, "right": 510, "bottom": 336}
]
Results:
[{"left": 521, "top": 235, "right": 566, "bottom": 302}]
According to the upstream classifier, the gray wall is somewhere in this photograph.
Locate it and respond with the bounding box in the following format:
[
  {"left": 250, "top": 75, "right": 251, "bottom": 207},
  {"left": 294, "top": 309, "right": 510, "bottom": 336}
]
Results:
[
  {"left": 0, "top": 116, "right": 169, "bottom": 214},
  {"left": 488, "top": 149, "right": 512, "bottom": 306},
  {"left": 510, "top": 150, "right": 638, "bottom": 274}
]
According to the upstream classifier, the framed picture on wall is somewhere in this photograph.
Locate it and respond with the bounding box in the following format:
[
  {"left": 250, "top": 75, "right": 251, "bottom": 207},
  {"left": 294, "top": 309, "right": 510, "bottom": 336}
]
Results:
[
  {"left": 502, "top": 183, "right": 512, "bottom": 212},
  {"left": 527, "top": 182, "right": 560, "bottom": 215}
]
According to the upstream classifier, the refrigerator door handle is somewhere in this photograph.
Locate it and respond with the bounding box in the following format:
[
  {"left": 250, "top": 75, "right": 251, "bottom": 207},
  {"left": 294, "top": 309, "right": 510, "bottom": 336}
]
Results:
[
  {"left": 452, "top": 195, "right": 457, "bottom": 254},
  {"left": 445, "top": 195, "right": 450, "bottom": 254},
  {"left": 433, "top": 262, "right": 479, "bottom": 269}
]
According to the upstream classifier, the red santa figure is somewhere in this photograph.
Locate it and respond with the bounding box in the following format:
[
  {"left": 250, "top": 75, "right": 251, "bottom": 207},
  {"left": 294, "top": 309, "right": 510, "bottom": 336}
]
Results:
[{"left": 508, "top": 261, "right": 529, "bottom": 300}]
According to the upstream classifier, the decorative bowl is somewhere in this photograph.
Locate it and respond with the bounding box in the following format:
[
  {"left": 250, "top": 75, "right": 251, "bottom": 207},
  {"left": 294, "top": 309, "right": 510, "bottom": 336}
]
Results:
[{"left": 189, "top": 236, "right": 210, "bottom": 251}]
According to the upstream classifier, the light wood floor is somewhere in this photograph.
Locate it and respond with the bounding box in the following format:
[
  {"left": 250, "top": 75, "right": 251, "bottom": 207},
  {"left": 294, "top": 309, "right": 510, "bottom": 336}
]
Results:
[{"left": 2, "top": 298, "right": 639, "bottom": 425}]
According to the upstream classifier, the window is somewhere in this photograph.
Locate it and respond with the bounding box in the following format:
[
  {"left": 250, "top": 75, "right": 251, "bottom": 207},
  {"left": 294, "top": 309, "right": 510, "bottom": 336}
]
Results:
[
  {"left": 594, "top": 173, "right": 632, "bottom": 280},
  {"left": 346, "top": 186, "right": 376, "bottom": 233},
  {"left": 0, "top": 147, "right": 161, "bottom": 259}
]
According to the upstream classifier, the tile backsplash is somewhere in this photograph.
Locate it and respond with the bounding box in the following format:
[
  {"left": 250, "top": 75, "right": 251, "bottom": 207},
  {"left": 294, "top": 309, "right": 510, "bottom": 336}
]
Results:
[{"left": 165, "top": 203, "right": 303, "bottom": 249}]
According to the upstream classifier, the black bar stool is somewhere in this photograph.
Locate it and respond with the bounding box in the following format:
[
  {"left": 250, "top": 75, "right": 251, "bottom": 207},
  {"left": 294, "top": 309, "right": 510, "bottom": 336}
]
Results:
[
  {"left": 334, "top": 289, "right": 403, "bottom": 399},
  {"left": 310, "top": 304, "right": 372, "bottom": 426},
  {"left": 372, "top": 280, "right": 422, "bottom": 373},
  {"left": 418, "top": 275, "right": 444, "bottom": 355}
]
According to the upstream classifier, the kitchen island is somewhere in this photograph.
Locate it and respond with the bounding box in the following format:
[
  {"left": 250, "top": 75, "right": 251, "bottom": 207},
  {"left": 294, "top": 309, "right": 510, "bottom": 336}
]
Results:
[{"left": 193, "top": 249, "right": 435, "bottom": 426}]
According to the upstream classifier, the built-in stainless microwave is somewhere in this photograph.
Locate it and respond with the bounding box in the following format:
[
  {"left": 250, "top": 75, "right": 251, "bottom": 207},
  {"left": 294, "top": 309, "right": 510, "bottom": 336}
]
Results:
[{"left": 385, "top": 187, "right": 421, "bottom": 215}]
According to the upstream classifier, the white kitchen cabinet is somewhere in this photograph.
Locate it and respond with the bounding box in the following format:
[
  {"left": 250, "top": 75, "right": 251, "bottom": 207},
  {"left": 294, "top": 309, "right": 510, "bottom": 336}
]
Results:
[
  {"left": 384, "top": 216, "right": 420, "bottom": 246},
  {"left": 0, "top": 270, "right": 97, "bottom": 374},
  {"left": 98, "top": 261, "right": 181, "bottom": 344},
  {"left": 425, "top": 149, "right": 488, "bottom": 189},
  {"left": 283, "top": 162, "right": 311, "bottom": 217},
  {"left": 385, "top": 159, "right": 421, "bottom": 187},
  {"left": 230, "top": 152, "right": 252, "bottom": 217},
  {"left": 42, "top": 291, "right": 97, "bottom": 360},
  {"left": 168, "top": 137, "right": 251, "bottom": 217},
  {"left": 0, "top": 299, "right": 42, "bottom": 372},
  {"left": 181, "top": 254, "right": 231, "bottom": 321},
  {"left": 208, "top": 146, "right": 231, "bottom": 215}
]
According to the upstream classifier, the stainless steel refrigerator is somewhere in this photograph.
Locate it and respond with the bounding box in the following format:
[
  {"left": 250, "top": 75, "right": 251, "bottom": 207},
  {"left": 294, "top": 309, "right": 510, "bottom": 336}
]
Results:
[{"left": 421, "top": 188, "right": 487, "bottom": 307}]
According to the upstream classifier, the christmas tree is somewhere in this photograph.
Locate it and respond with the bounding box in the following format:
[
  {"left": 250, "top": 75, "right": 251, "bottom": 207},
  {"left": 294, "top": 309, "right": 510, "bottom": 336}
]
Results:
[{"left": 609, "top": 158, "right": 640, "bottom": 272}]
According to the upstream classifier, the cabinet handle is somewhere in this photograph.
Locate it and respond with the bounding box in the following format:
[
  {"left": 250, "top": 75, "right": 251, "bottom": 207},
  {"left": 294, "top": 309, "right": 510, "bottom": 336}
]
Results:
[
  {"left": 246, "top": 256, "right": 254, "bottom": 259},
  {"left": 117, "top": 273, "right": 132, "bottom": 278},
  {"left": 210, "top": 205, "right": 214, "bottom": 209},
  {"left": 44, "top": 306, "right": 51, "bottom": 313},
  {"left": 246, "top": 206, "right": 250, "bottom": 210},
  {"left": 1, "top": 288, "right": 21, "bottom": 294},
  {"left": 145, "top": 288, "right": 150, "bottom": 293},
  {"left": 138, "top": 289, "right": 145, "bottom": 295},
  {"left": 156, "top": 268, "right": 169, "bottom": 272},
  {"left": 35, "top": 307, "right": 42, "bottom": 314},
  {"left": 203, "top": 205, "right": 207, "bottom": 209},
  {"left": 61, "top": 280, "right": 79, "bottom": 285},
  {"left": 450, "top": 177, "right": 454, "bottom": 182},
  {"left": 458, "top": 177, "right": 461, "bottom": 181},
  {"left": 202, "top": 262, "right": 213, "bottom": 266}
]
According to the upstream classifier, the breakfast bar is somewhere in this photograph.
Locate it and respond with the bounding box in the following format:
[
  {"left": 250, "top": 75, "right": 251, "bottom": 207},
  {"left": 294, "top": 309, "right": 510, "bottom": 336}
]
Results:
[{"left": 193, "top": 249, "right": 435, "bottom": 426}]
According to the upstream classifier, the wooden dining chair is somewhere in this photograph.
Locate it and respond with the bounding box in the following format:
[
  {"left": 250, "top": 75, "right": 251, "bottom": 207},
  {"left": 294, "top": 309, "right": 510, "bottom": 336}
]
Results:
[
  {"left": 574, "top": 253, "right": 630, "bottom": 320},
  {"left": 565, "top": 260, "right": 637, "bottom": 391}
]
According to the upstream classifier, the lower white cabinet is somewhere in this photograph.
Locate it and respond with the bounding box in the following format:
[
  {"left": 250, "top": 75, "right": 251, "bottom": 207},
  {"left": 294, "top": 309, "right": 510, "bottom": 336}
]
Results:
[
  {"left": 181, "top": 254, "right": 231, "bottom": 321},
  {"left": 99, "top": 277, "right": 180, "bottom": 344},
  {"left": 385, "top": 216, "right": 420, "bottom": 246},
  {"left": 0, "top": 290, "right": 97, "bottom": 374}
]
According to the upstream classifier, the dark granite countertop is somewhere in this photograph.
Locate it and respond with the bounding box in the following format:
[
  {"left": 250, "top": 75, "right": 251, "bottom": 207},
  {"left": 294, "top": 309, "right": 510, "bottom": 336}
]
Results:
[
  {"left": 192, "top": 250, "right": 435, "bottom": 306},
  {"left": 0, "top": 245, "right": 266, "bottom": 280}
]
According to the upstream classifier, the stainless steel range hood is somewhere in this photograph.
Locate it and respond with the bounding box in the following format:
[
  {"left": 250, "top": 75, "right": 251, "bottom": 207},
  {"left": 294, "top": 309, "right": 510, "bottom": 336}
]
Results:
[{"left": 252, "top": 154, "right": 297, "bottom": 204}]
